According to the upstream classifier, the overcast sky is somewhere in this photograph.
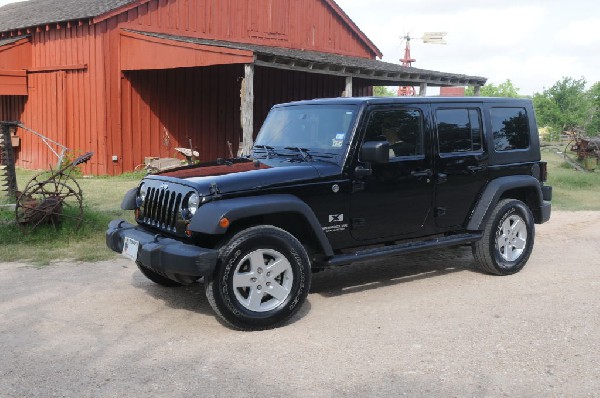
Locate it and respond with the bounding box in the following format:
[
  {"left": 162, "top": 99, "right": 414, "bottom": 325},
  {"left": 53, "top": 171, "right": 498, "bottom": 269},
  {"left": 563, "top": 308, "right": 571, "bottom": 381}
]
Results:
[
  {"left": 336, "top": 0, "right": 600, "bottom": 95},
  {"left": 1, "top": 0, "right": 598, "bottom": 95}
]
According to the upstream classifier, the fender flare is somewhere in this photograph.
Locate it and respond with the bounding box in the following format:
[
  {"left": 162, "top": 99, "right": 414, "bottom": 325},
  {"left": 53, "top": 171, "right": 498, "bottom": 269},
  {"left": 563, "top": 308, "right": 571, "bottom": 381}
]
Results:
[
  {"left": 467, "top": 175, "right": 543, "bottom": 230},
  {"left": 189, "top": 194, "right": 334, "bottom": 257}
]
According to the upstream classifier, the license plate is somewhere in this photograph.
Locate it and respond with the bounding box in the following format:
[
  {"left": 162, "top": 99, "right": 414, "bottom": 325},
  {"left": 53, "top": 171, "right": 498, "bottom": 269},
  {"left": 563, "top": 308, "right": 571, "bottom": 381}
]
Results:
[{"left": 122, "top": 237, "right": 139, "bottom": 261}]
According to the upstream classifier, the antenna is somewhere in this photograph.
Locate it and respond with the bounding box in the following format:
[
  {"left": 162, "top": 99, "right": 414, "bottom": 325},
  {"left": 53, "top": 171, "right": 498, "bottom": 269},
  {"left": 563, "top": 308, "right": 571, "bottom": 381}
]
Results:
[{"left": 397, "top": 32, "right": 448, "bottom": 96}]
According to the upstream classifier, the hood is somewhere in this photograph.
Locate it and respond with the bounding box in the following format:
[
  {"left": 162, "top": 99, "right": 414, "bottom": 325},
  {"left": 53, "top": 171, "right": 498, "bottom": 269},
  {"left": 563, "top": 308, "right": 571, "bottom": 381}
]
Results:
[{"left": 150, "top": 158, "right": 341, "bottom": 196}]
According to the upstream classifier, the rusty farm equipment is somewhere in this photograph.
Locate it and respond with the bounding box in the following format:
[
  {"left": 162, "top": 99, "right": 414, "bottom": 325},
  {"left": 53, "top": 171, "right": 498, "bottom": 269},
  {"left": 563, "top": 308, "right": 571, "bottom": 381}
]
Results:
[{"left": 15, "top": 151, "right": 93, "bottom": 231}]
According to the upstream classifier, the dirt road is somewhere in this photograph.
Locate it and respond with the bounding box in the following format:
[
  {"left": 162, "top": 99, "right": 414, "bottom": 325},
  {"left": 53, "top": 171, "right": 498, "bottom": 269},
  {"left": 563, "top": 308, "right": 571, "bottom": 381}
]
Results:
[{"left": 1, "top": 211, "right": 599, "bottom": 397}]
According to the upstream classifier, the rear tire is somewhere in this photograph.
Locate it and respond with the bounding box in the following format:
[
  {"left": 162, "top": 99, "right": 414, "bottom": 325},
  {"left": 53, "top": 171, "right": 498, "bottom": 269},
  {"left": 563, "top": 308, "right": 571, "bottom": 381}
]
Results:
[
  {"left": 136, "top": 262, "right": 183, "bottom": 287},
  {"left": 472, "top": 199, "right": 535, "bottom": 275},
  {"left": 205, "top": 226, "right": 311, "bottom": 330}
]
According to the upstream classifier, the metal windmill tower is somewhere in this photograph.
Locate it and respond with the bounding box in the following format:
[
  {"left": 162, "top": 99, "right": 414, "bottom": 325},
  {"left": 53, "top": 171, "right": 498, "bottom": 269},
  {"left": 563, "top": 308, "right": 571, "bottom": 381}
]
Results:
[{"left": 397, "top": 32, "right": 448, "bottom": 96}]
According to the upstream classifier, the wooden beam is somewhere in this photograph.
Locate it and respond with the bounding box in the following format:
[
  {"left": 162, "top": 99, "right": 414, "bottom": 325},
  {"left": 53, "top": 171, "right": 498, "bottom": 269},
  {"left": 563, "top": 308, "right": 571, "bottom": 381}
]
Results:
[
  {"left": 344, "top": 76, "right": 353, "bottom": 97},
  {"left": 240, "top": 64, "right": 255, "bottom": 156}
]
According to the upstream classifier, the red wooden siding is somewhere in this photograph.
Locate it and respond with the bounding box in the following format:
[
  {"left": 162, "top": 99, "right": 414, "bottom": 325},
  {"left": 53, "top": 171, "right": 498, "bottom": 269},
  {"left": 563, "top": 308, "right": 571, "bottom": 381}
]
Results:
[
  {"left": 12, "top": 22, "right": 110, "bottom": 175},
  {"left": 0, "top": 70, "right": 27, "bottom": 95},
  {"left": 0, "top": 95, "right": 25, "bottom": 121},
  {"left": 120, "top": 30, "right": 254, "bottom": 71},
  {"left": 119, "top": 0, "right": 375, "bottom": 58},
  {"left": 0, "top": 39, "right": 31, "bottom": 70},
  {"left": 120, "top": 65, "right": 244, "bottom": 172},
  {"left": 1, "top": 0, "right": 379, "bottom": 175}
]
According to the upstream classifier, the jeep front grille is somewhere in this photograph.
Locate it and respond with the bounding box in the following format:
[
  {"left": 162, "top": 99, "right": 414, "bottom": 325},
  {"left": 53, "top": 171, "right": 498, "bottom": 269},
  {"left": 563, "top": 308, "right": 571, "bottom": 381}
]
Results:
[{"left": 142, "top": 187, "right": 183, "bottom": 232}]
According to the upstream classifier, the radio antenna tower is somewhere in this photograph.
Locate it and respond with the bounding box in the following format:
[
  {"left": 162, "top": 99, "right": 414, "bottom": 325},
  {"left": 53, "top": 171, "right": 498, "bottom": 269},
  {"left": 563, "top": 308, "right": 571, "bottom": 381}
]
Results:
[{"left": 397, "top": 32, "right": 448, "bottom": 96}]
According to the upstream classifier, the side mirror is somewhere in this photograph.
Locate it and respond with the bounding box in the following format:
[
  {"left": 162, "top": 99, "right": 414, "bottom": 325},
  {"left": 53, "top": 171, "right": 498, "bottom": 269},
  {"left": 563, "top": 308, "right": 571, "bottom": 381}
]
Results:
[{"left": 361, "top": 140, "right": 390, "bottom": 164}]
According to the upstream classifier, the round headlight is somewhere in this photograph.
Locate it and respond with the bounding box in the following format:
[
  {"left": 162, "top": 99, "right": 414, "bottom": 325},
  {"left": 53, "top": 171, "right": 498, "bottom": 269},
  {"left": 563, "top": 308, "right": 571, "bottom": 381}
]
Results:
[
  {"left": 187, "top": 192, "right": 200, "bottom": 217},
  {"left": 137, "top": 183, "right": 148, "bottom": 205}
]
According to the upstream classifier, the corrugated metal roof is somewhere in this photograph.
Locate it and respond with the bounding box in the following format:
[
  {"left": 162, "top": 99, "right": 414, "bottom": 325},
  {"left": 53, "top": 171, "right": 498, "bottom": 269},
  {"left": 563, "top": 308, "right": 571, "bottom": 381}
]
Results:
[
  {"left": 129, "top": 30, "right": 487, "bottom": 87},
  {"left": 0, "top": 0, "right": 136, "bottom": 32}
]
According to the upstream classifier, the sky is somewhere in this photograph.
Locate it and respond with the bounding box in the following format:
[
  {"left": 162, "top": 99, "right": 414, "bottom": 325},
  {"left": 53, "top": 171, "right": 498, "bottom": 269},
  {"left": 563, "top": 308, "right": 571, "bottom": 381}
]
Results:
[
  {"left": 335, "top": 0, "right": 600, "bottom": 95},
  {"left": 1, "top": 0, "right": 598, "bottom": 95}
]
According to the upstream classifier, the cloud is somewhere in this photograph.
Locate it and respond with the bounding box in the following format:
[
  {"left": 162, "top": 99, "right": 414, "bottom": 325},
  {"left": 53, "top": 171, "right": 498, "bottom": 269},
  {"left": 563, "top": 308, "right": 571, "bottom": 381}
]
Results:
[{"left": 336, "top": 0, "right": 600, "bottom": 94}]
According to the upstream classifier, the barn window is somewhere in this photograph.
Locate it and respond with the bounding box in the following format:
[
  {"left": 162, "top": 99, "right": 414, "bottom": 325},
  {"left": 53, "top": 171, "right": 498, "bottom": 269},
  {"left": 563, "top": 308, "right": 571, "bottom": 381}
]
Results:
[{"left": 248, "top": 0, "right": 289, "bottom": 39}]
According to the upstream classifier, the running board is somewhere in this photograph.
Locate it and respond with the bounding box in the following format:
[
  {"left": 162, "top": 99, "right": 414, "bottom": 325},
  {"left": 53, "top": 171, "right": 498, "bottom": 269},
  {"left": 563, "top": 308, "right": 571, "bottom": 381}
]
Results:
[{"left": 324, "top": 233, "right": 482, "bottom": 267}]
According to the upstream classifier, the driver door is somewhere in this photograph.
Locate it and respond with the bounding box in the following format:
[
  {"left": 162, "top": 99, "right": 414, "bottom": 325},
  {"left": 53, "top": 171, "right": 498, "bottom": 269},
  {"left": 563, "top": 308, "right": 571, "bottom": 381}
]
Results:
[{"left": 350, "top": 105, "right": 434, "bottom": 241}]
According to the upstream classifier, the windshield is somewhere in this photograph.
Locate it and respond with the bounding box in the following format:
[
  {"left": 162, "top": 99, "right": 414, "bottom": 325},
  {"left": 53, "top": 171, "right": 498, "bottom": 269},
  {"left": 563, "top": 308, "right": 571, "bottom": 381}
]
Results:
[{"left": 254, "top": 105, "right": 358, "bottom": 156}]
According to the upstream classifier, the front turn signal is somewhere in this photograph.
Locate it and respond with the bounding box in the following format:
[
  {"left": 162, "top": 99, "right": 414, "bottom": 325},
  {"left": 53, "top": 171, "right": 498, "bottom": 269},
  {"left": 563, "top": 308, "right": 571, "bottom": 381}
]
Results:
[{"left": 219, "top": 217, "right": 230, "bottom": 229}]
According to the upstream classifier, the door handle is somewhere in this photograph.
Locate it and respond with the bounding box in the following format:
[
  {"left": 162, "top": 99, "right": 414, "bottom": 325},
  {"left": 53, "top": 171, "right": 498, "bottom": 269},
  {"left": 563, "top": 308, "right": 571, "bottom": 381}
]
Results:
[
  {"left": 436, "top": 173, "right": 448, "bottom": 184},
  {"left": 411, "top": 169, "right": 433, "bottom": 178},
  {"left": 468, "top": 165, "right": 484, "bottom": 173}
]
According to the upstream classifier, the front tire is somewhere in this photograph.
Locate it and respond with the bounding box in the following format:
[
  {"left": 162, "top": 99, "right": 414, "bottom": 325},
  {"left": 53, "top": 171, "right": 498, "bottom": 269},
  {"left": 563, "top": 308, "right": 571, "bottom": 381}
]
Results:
[
  {"left": 472, "top": 199, "right": 535, "bottom": 275},
  {"left": 205, "top": 226, "right": 311, "bottom": 330}
]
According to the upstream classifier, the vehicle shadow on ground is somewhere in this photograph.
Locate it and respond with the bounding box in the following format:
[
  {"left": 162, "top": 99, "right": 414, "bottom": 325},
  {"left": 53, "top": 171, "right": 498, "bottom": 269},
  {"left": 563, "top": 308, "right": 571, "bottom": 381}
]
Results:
[
  {"left": 311, "top": 246, "right": 478, "bottom": 297},
  {"left": 131, "top": 272, "right": 312, "bottom": 328}
]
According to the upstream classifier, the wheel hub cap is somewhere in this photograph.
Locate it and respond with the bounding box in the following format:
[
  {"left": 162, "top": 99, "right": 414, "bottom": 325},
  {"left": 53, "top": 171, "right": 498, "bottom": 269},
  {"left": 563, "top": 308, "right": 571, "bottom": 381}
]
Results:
[
  {"left": 496, "top": 214, "right": 528, "bottom": 262},
  {"left": 232, "top": 249, "right": 293, "bottom": 312}
]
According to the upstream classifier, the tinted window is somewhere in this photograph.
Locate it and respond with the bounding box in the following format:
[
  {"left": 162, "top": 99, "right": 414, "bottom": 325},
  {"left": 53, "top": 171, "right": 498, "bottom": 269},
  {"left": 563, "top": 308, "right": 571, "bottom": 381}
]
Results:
[
  {"left": 491, "top": 108, "right": 530, "bottom": 151},
  {"left": 436, "top": 109, "right": 482, "bottom": 153},
  {"left": 364, "top": 109, "right": 423, "bottom": 158}
]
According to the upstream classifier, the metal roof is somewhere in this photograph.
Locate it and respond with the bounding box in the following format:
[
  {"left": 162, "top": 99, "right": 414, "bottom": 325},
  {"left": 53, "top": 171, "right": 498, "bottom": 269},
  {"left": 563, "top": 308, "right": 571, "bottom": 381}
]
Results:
[
  {"left": 130, "top": 30, "right": 487, "bottom": 87},
  {"left": 0, "top": 0, "right": 136, "bottom": 32}
]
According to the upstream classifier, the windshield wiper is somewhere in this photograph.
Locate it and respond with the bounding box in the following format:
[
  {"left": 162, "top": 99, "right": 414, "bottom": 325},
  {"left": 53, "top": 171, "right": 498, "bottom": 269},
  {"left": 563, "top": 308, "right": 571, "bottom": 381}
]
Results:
[
  {"left": 284, "top": 147, "right": 311, "bottom": 161},
  {"left": 253, "top": 145, "right": 276, "bottom": 159}
]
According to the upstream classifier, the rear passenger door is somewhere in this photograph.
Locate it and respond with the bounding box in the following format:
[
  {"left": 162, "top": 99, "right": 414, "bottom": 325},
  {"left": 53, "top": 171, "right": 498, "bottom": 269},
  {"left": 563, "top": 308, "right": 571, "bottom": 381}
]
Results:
[{"left": 432, "top": 104, "right": 488, "bottom": 229}]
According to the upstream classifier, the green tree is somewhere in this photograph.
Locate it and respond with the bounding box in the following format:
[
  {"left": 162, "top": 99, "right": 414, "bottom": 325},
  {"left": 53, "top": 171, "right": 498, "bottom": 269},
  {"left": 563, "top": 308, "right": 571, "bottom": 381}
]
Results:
[
  {"left": 465, "top": 79, "right": 521, "bottom": 97},
  {"left": 533, "top": 77, "right": 593, "bottom": 136},
  {"left": 587, "top": 81, "right": 600, "bottom": 135},
  {"left": 373, "top": 86, "right": 396, "bottom": 97}
]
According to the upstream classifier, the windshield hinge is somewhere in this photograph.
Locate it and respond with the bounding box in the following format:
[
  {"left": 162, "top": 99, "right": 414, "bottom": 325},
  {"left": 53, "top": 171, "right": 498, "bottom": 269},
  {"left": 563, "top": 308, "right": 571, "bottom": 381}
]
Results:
[{"left": 209, "top": 182, "right": 222, "bottom": 198}]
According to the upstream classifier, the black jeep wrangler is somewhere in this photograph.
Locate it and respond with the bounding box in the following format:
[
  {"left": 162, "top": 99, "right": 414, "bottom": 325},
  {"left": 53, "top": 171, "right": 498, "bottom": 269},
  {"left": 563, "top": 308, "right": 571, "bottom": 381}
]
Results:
[{"left": 107, "top": 97, "right": 552, "bottom": 330}]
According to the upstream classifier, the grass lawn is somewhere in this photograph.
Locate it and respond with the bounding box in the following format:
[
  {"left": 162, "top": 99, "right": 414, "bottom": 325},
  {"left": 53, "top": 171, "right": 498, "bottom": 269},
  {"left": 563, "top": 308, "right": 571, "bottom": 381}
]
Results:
[
  {"left": 0, "top": 169, "right": 140, "bottom": 264},
  {"left": 1, "top": 150, "right": 599, "bottom": 264},
  {"left": 542, "top": 147, "right": 600, "bottom": 211}
]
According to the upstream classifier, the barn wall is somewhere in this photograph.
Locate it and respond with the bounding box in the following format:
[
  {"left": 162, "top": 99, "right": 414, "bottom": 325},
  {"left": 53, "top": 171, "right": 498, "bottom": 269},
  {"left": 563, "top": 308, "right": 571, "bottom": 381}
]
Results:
[
  {"left": 12, "top": 23, "right": 109, "bottom": 175},
  {"left": 0, "top": 95, "right": 25, "bottom": 121},
  {"left": 120, "top": 65, "right": 244, "bottom": 171},
  {"left": 118, "top": 0, "right": 374, "bottom": 58}
]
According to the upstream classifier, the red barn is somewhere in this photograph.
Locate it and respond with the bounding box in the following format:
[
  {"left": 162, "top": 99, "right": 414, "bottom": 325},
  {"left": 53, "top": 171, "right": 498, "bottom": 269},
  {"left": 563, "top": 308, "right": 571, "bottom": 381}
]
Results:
[{"left": 0, "top": 0, "right": 486, "bottom": 174}]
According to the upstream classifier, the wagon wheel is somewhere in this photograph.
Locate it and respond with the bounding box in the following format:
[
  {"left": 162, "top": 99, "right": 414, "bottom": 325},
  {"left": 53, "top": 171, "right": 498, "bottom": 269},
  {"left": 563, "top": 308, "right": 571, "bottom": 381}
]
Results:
[{"left": 15, "top": 179, "right": 83, "bottom": 232}]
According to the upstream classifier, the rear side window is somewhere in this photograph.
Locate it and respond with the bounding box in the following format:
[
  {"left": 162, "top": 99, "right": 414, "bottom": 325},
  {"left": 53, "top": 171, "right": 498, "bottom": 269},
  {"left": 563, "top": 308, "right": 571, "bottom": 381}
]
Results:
[
  {"left": 436, "top": 109, "right": 482, "bottom": 153},
  {"left": 491, "top": 108, "right": 530, "bottom": 151}
]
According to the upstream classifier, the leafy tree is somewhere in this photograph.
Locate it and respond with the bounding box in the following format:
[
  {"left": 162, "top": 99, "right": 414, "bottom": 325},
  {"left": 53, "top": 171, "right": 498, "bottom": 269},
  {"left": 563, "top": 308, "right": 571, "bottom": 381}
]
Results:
[
  {"left": 373, "top": 86, "right": 396, "bottom": 97},
  {"left": 465, "top": 79, "right": 521, "bottom": 97},
  {"left": 533, "top": 77, "right": 593, "bottom": 136},
  {"left": 587, "top": 82, "right": 600, "bottom": 135}
]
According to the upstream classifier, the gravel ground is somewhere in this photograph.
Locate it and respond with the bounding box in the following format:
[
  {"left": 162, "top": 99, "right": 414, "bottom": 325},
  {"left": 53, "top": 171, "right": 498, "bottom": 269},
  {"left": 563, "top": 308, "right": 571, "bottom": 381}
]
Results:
[{"left": 1, "top": 211, "right": 599, "bottom": 397}]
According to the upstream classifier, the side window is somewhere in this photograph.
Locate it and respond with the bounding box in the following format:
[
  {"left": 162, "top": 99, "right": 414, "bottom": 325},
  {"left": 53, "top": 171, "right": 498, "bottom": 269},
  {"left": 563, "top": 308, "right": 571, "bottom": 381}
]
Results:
[
  {"left": 436, "top": 108, "right": 483, "bottom": 154},
  {"left": 364, "top": 109, "right": 423, "bottom": 158},
  {"left": 491, "top": 108, "right": 530, "bottom": 151}
]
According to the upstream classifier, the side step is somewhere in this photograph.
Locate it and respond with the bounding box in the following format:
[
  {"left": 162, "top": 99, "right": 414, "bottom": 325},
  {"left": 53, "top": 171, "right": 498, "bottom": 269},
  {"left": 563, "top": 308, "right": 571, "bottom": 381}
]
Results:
[{"left": 324, "top": 233, "right": 482, "bottom": 267}]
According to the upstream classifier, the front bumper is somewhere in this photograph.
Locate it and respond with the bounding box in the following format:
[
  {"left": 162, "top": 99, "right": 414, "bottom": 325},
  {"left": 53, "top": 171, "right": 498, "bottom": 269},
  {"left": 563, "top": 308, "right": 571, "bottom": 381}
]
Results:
[{"left": 106, "top": 219, "right": 219, "bottom": 280}]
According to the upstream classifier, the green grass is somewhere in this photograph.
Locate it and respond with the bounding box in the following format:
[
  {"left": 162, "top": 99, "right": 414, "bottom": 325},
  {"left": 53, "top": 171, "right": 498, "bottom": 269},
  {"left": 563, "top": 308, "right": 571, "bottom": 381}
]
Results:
[
  {"left": 542, "top": 148, "right": 600, "bottom": 211},
  {"left": 1, "top": 150, "right": 600, "bottom": 264},
  {"left": 0, "top": 169, "right": 138, "bottom": 264}
]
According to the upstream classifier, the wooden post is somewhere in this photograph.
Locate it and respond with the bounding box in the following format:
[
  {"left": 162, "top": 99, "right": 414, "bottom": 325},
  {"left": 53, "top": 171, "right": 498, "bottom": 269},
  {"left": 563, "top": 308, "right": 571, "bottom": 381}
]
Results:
[
  {"left": 474, "top": 85, "right": 481, "bottom": 96},
  {"left": 0, "top": 122, "right": 18, "bottom": 201},
  {"left": 419, "top": 82, "right": 428, "bottom": 97},
  {"left": 240, "top": 64, "right": 255, "bottom": 156},
  {"left": 344, "top": 76, "right": 353, "bottom": 97}
]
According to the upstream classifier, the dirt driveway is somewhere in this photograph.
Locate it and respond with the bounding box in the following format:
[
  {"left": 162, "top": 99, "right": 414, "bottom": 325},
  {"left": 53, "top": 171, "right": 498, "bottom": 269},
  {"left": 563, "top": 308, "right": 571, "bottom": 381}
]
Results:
[{"left": 1, "top": 211, "right": 599, "bottom": 397}]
